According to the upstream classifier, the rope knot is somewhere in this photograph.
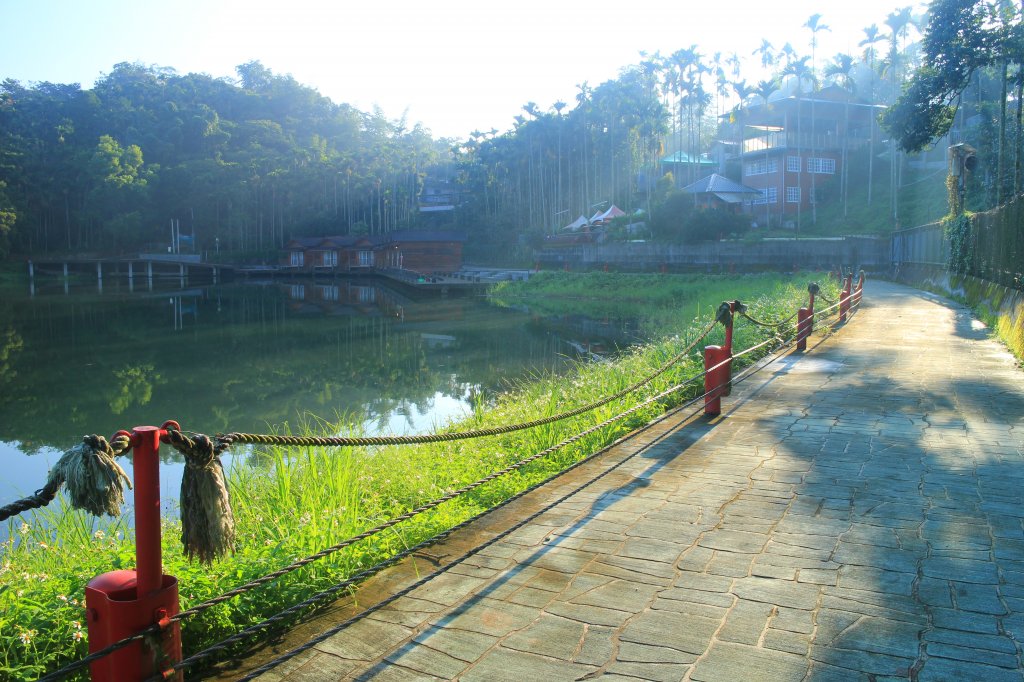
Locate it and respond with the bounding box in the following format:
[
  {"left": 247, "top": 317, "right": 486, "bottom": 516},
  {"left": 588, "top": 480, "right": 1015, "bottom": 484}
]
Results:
[
  {"left": 52, "top": 434, "right": 133, "bottom": 517},
  {"left": 165, "top": 428, "right": 236, "bottom": 564}
]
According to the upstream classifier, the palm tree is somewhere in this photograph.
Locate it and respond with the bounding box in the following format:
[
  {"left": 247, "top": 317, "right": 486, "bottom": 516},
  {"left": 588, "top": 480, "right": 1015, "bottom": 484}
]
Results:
[
  {"left": 987, "top": 0, "right": 1016, "bottom": 204},
  {"left": 824, "top": 53, "right": 856, "bottom": 217},
  {"left": 575, "top": 82, "right": 592, "bottom": 208},
  {"left": 752, "top": 40, "right": 775, "bottom": 74},
  {"left": 754, "top": 79, "right": 778, "bottom": 227},
  {"left": 553, "top": 100, "right": 566, "bottom": 227},
  {"left": 731, "top": 79, "right": 756, "bottom": 205},
  {"left": 805, "top": 14, "right": 830, "bottom": 225},
  {"left": 783, "top": 56, "right": 815, "bottom": 232},
  {"left": 859, "top": 24, "right": 885, "bottom": 206},
  {"left": 884, "top": 7, "right": 914, "bottom": 225}
]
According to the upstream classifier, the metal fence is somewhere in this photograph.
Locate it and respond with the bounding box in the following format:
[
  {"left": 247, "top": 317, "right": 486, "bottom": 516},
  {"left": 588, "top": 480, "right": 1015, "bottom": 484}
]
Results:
[
  {"left": 891, "top": 222, "right": 948, "bottom": 268},
  {"left": 970, "top": 201, "right": 1024, "bottom": 289}
]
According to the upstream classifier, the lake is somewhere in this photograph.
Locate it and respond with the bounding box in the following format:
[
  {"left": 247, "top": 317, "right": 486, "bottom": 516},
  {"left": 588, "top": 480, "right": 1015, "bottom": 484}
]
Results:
[{"left": 0, "top": 275, "right": 645, "bottom": 518}]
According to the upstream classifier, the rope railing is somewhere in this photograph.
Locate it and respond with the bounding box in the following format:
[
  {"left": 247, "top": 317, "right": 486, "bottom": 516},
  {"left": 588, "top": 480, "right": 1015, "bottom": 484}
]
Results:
[
  {"left": 20, "top": 275, "right": 864, "bottom": 682},
  {"left": 213, "top": 317, "right": 719, "bottom": 453},
  {"left": 215, "top": 291, "right": 853, "bottom": 682}
]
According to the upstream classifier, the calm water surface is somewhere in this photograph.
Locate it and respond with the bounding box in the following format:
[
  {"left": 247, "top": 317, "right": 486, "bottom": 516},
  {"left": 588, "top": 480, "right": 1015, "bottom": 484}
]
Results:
[{"left": 0, "top": 276, "right": 644, "bottom": 516}]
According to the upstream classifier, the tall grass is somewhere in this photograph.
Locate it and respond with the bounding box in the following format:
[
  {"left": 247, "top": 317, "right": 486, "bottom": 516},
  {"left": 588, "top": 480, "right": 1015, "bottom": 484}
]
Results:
[{"left": 0, "top": 272, "right": 839, "bottom": 680}]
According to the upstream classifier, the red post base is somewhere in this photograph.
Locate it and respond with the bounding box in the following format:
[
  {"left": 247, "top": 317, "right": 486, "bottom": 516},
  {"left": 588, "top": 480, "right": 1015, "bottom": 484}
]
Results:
[
  {"left": 839, "top": 275, "right": 852, "bottom": 322},
  {"left": 704, "top": 345, "right": 732, "bottom": 416},
  {"left": 796, "top": 308, "right": 813, "bottom": 351},
  {"left": 86, "top": 570, "right": 183, "bottom": 681}
]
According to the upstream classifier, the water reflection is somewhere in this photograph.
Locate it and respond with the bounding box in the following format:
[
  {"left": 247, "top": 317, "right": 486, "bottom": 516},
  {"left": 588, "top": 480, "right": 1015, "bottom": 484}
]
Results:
[{"left": 0, "top": 277, "right": 641, "bottom": 506}]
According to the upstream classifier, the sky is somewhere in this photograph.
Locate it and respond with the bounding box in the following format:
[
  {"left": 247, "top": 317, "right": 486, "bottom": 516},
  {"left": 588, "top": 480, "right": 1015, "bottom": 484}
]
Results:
[{"left": 2, "top": 0, "right": 924, "bottom": 140}]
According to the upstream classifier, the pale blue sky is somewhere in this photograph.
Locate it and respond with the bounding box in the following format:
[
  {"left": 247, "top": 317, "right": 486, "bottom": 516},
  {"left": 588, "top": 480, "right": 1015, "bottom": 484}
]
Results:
[{"left": 2, "top": 0, "right": 921, "bottom": 139}]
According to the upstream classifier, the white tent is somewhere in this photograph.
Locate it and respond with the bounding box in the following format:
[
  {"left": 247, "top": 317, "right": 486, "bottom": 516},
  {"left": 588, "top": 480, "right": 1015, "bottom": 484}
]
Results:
[
  {"left": 562, "top": 214, "right": 590, "bottom": 232},
  {"left": 592, "top": 205, "right": 626, "bottom": 224}
]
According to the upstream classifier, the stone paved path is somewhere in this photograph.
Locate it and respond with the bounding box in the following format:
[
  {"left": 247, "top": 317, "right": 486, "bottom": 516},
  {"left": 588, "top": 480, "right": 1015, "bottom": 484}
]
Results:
[{"left": 251, "top": 280, "right": 1024, "bottom": 681}]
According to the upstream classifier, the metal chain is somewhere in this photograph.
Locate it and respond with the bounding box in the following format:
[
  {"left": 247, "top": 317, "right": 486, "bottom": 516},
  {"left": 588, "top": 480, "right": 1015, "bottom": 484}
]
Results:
[
  {"left": 171, "top": 331, "right": 717, "bottom": 623},
  {"left": 739, "top": 308, "right": 799, "bottom": 330},
  {"left": 39, "top": 288, "right": 861, "bottom": 680},
  {"left": 34, "top": 324, "right": 716, "bottom": 682},
  {"left": 237, "top": 319, "right": 823, "bottom": 681},
  {"left": 214, "top": 318, "right": 718, "bottom": 453},
  {"left": 164, "top": 374, "right": 708, "bottom": 678}
]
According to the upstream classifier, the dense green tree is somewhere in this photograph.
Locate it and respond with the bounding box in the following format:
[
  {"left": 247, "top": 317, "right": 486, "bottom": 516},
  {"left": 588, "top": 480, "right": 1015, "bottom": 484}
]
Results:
[{"left": 882, "top": 0, "right": 1012, "bottom": 153}]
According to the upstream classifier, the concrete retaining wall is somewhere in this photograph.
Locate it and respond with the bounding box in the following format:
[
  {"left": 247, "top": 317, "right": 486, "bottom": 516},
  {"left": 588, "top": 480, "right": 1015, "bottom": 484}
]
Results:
[
  {"left": 536, "top": 237, "right": 890, "bottom": 272},
  {"left": 897, "top": 263, "right": 1024, "bottom": 361}
]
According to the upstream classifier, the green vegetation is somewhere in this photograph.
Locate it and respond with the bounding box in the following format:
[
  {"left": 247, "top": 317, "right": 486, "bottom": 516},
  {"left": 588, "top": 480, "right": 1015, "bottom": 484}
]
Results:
[
  {"left": 883, "top": 0, "right": 1024, "bottom": 207},
  {"left": 4, "top": 2, "right": 1018, "bottom": 262},
  {"left": 0, "top": 273, "right": 838, "bottom": 680}
]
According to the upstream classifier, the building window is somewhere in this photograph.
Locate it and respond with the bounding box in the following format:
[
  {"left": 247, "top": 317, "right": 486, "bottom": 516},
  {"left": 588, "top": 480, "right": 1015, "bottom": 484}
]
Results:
[
  {"left": 290, "top": 284, "right": 305, "bottom": 300},
  {"left": 322, "top": 251, "right": 338, "bottom": 267},
  {"left": 786, "top": 186, "right": 801, "bottom": 203},
  {"left": 807, "top": 157, "right": 836, "bottom": 174},
  {"left": 744, "top": 158, "right": 778, "bottom": 176},
  {"left": 753, "top": 187, "right": 778, "bottom": 205},
  {"left": 318, "top": 285, "right": 339, "bottom": 301},
  {"left": 787, "top": 156, "right": 801, "bottom": 172},
  {"left": 357, "top": 250, "right": 373, "bottom": 267},
  {"left": 290, "top": 251, "right": 304, "bottom": 267},
  {"left": 353, "top": 286, "right": 376, "bottom": 303}
]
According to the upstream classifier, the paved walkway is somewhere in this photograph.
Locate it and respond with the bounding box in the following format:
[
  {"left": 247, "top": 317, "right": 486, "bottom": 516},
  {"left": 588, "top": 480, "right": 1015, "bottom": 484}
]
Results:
[{"left": 249, "top": 280, "right": 1024, "bottom": 682}]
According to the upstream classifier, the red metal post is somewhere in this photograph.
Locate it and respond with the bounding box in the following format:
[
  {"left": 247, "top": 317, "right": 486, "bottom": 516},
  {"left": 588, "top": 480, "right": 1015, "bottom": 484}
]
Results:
[
  {"left": 85, "top": 422, "right": 182, "bottom": 681},
  {"left": 133, "top": 425, "right": 163, "bottom": 598},
  {"left": 796, "top": 282, "right": 819, "bottom": 351},
  {"left": 839, "top": 273, "right": 852, "bottom": 323},
  {"left": 704, "top": 302, "right": 737, "bottom": 416},
  {"left": 853, "top": 270, "right": 865, "bottom": 307}
]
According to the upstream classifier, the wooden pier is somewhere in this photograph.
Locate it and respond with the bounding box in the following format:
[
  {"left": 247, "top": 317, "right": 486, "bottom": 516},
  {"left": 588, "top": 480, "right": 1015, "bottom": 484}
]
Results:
[{"left": 27, "top": 255, "right": 232, "bottom": 291}]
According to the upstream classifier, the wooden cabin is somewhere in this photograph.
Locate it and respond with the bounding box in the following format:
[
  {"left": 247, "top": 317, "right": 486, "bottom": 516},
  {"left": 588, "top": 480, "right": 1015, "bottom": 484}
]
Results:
[{"left": 284, "top": 231, "right": 466, "bottom": 275}]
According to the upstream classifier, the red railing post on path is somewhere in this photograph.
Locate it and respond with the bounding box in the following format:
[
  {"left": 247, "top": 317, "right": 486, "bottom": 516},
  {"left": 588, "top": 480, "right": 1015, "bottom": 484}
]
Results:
[
  {"left": 839, "top": 273, "right": 853, "bottom": 323},
  {"left": 853, "top": 269, "right": 865, "bottom": 307},
  {"left": 704, "top": 301, "right": 739, "bottom": 416},
  {"left": 796, "top": 282, "right": 819, "bottom": 351},
  {"left": 85, "top": 421, "right": 183, "bottom": 682}
]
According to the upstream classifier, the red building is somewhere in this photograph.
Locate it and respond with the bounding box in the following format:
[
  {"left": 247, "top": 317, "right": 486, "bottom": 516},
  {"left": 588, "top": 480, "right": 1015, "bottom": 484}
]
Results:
[
  {"left": 283, "top": 231, "right": 466, "bottom": 275},
  {"left": 728, "top": 85, "right": 883, "bottom": 229}
]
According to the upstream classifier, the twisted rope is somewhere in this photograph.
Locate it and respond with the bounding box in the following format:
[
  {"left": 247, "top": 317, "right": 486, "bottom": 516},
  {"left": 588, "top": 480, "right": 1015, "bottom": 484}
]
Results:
[
  {"left": 163, "top": 372, "right": 712, "bottom": 678},
  {"left": 228, "top": 319, "right": 821, "bottom": 682},
  {"left": 169, "top": 328, "right": 717, "bottom": 623},
  {"left": 214, "top": 318, "right": 718, "bottom": 452},
  {"left": 34, "top": 324, "right": 721, "bottom": 681},
  {"left": 163, "top": 429, "right": 236, "bottom": 564},
  {"left": 739, "top": 308, "right": 799, "bottom": 330},
  {"left": 38, "top": 290, "right": 858, "bottom": 680},
  {"left": 0, "top": 479, "right": 62, "bottom": 523},
  {"left": 0, "top": 434, "right": 132, "bottom": 522}
]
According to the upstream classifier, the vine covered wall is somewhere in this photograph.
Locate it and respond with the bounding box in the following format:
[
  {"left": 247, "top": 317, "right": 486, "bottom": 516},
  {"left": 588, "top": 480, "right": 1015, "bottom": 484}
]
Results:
[{"left": 945, "top": 198, "right": 1024, "bottom": 291}]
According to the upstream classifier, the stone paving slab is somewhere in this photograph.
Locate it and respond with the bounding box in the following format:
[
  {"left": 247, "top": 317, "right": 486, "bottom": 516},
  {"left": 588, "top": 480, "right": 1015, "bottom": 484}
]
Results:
[{"left": 246, "top": 280, "right": 1024, "bottom": 681}]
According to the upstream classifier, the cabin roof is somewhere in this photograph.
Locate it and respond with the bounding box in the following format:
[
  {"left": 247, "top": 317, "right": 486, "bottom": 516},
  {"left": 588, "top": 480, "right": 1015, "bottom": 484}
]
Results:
[{"left": 682, "top": 173, "right": 762, "bottom": 196}]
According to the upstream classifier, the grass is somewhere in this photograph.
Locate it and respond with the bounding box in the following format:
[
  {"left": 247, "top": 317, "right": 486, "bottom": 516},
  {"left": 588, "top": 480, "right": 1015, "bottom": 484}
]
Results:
[{"left": 0, "top": 272, "right": 841, "bottom": 680}]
